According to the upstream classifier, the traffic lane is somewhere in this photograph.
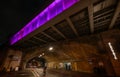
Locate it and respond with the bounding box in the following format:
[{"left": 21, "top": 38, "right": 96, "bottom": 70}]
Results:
[
  {"left": 34, "top": 68, "right": 97, "bottom": 77},
  {"left": 46, "top": 69, "right": 101, "bottom": 77},
  {"left": 0, "top": 71, "right": 34, "bottom": 77}
]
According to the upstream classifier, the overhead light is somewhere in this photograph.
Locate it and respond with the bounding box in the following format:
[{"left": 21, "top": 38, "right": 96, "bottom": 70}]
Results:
[
  {"left": 42, "top": 53, "right": 45, "bottom": 55},
  {"left": 108, "top": 42, "right": 118, "bottom": 60},
  {"left": 39, "top": 55, "right": 42, "bottom": 58},
  {"left": 49, "top": 47, "right": 53, "bottom": 51}
]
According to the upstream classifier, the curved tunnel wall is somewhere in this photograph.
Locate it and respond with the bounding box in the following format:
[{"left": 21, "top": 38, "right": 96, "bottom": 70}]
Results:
[
  {"left": 21, "top": 29, "right": 120, "bottom": 76},
  {"left": 22, "top": 34, "right": 103, "bottom": 73},
  {"left": 26, "top": 57, "right": 46, "bottom": 68}
]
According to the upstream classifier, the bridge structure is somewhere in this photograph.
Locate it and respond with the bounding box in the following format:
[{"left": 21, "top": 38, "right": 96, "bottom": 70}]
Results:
[{"left": 1, "top": 0, "right": 120, "bottom": 76}]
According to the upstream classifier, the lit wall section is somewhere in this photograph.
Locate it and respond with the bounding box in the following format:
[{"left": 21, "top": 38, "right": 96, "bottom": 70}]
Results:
[{"left": 10, "top": 0, "right": 79, "bottom": 45}]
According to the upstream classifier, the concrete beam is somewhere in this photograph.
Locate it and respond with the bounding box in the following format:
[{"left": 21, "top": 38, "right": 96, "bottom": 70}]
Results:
[
  {"left": 109, "top": 0, "right": 120, "bottom": 29},
  {"left": 41, "top": 32, "right": 57, "bottom": 41},
  {"left": 66, "top": 18, "right": 79, "bottom": 36},
  {"left": 33, "top": 36, "right": 47, "bottom": 43},
  {"left": 88, "top": 1, "right": 94, "bottom": 33},
  {"left": 51, "top": 26, "right": 67, "bottom": 39},
  {"left": 27, "top": 40, "right": 39, "bottom": 45}
]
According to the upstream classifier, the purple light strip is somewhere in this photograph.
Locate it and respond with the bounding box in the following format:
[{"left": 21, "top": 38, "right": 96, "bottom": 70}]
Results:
[{"left": 10, "top": 0, "right": 79, "bottom": 45}]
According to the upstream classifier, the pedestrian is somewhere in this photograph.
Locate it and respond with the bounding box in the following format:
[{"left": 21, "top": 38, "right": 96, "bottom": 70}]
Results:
[
  {"left": 43, "top": 66, "right": 47, "bottom": 76},
  {"left": 2, "top": 67, "right": 6, "bottom": 72},
  {"left": 10, "top": 67, "right": 13, "bottom": 72}
]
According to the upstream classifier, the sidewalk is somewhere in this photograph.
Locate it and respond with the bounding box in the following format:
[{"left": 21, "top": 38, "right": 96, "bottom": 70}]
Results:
[{"left": 32, "top": 68, "right": 98, "bottom": 77}]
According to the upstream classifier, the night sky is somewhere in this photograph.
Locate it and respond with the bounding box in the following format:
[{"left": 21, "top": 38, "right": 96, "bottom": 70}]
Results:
[{"left": 0, "top": 0, "right": 53, "bottom": 45}]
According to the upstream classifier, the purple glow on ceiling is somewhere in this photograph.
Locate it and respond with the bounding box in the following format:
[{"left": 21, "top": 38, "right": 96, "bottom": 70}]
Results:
[{"left": 10, "top": 0, "right": 79, "bottom": 45}]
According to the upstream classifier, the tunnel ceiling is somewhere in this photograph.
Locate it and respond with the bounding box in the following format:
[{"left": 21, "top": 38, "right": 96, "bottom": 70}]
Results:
[
  {"left": 13, "top": 0, "right": 120, "bottom": 49},
  {"left": 24, "top": 41, "right": 102, "bottom": 62}
]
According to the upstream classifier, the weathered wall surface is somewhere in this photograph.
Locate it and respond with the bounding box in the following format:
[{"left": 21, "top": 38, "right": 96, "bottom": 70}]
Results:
[
  {"left": 22, "top": 29, "right": 120, "bottom": 76},
  {"left": 1, "top": 49, "right": 22, "bottom": 72}
]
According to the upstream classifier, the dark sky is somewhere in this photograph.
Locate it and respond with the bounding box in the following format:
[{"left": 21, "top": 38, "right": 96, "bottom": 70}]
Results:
[{"left": 0, "top": 0, "right": 53, "bottom": 45}]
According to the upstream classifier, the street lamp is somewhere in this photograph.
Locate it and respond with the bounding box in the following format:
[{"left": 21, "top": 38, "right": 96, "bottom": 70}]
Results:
[{"left": 49, "top": 47, "right": 53, "bottom": 51}]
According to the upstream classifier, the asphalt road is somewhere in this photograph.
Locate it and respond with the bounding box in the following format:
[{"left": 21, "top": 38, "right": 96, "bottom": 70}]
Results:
[
  {"left": 0, "top": 70, "right": 34, "bottom": 77},
  {"left": 0, "top": 68, "right": 107, "bottom": 77}
]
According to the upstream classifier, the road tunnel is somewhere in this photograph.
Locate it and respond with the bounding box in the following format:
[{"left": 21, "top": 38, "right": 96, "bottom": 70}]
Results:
[
  {"left": 21, "top": 37, "right": 112, "bottom": 74},
  {"left": 1, "top": 0, "right": 120, "bottom": 76},
  {"left": 26, "top": 57, "right": 46, "bottom": 68}
]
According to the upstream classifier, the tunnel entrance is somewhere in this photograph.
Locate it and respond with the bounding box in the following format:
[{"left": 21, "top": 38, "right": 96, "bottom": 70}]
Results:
[
  {"left": 26, "top": 57, "right": 46, "bottom": 68},
  {"left": 64, "top": 62, "right": 72, "bottom": 70}
]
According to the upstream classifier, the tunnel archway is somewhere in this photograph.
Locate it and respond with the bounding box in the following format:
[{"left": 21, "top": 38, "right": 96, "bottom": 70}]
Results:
[
  {"left": 26, "top": 56, "right": 46, "bottom": 68},
  {"left": 22, "top": 41, "right": 102, "bottom": 70}
]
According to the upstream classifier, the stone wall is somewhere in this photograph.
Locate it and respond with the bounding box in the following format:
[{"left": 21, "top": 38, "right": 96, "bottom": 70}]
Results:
[
  {"left": 2, "top": 49, "right": 22, "bottom": 72},
  {"left": 22, "top": 29, "right": 120, "bottom": 76}
]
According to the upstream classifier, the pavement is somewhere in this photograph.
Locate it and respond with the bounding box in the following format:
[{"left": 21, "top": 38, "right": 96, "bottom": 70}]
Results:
[
  {"left": 0, "top": 68, "right": 108, "bottom": 77},
  {"left": 0, "top": 70, "right": 34, "bottom": 77}
]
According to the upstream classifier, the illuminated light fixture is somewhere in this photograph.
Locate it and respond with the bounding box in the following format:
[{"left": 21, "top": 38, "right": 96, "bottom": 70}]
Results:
[
  {"left": 10, "top": 0, "right": 79, "bottom": 45},
  {"left": 42, "top": 53, "right": 45, "bottom": 55},
  {"left": 49, "top": 47, "right": 53, "bottom": 51},
  {"left": 108, "top": 42, "right": 118, "bottom": 60},
  {"left": 39, "top": 54, "right": 42, "bottom": 58}
]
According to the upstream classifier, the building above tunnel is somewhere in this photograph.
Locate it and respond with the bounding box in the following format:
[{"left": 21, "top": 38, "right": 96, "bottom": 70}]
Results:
[
  {"left": 1, "top": 0, "right": 120, "bottom": 76},
  {"left": 9, "top": 0, "right": 120, "bottom": 50}
]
